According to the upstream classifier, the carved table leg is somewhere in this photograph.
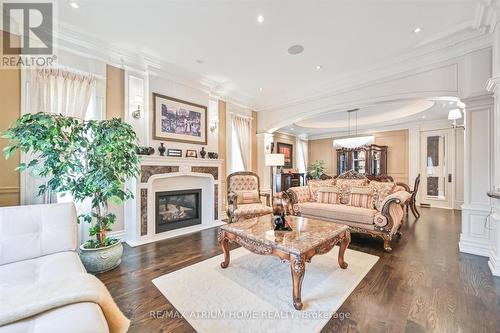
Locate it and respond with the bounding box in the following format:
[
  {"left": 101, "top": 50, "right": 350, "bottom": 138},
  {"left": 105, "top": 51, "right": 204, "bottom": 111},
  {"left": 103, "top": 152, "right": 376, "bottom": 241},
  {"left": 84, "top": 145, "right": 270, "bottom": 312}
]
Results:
[
  {"left": 290, "top": 254, "right": 305, "bottom": 310},
  {"left": 219, "top": 230, "right": 230, "bottom": 268},
  {"left": 338, "top": 231, "right": 350, "bottom": 269}
]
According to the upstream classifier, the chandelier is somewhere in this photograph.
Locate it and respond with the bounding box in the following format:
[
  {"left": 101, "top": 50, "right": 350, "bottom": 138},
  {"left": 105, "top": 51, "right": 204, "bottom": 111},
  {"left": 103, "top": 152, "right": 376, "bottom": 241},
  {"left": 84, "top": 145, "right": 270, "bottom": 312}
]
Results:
[{"left": 333, "top": 109, "right": 374, "bottom": 149}]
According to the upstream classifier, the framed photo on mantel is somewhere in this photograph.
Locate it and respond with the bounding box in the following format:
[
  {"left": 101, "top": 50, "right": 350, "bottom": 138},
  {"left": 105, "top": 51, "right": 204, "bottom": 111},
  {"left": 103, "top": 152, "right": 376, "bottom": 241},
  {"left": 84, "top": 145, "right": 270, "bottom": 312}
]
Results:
[{"left": 153, "top": 93, "right": 207, "bottom": 145}]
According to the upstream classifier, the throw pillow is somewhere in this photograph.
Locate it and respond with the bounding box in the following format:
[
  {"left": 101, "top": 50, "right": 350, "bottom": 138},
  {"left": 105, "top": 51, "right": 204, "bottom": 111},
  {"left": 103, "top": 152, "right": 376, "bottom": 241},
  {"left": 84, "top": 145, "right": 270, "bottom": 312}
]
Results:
[
  {"left": 235, "top": 190, "right": 260, "bottom": 204},
  {"left": 349, "top": 186, "right": 374, "bottom": 209},
  {"left": 336, "top": 179, "right": 368, "bottom": 204},
  {"left": 308, "top": 179, "right": 336, "bottom": 199},
  {"left": 369, "top": 181, "right": 396, "bottom": 210},
  {"left": 316, "top": 186, "right": 341, "bottom": 204}
]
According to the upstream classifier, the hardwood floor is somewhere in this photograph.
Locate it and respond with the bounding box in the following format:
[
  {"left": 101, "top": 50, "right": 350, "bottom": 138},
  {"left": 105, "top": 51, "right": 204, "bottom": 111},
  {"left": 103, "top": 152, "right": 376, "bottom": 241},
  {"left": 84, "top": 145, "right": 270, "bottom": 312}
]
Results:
[{"left": 98, "top": 208, "right": 500, "bottom": 333}]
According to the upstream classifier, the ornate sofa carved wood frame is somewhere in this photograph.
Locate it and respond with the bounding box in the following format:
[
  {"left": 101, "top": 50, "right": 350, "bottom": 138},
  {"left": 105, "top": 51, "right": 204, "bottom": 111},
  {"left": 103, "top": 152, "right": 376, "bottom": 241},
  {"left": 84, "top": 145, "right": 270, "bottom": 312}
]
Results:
[
  {"left": 287, "top": 170, "right": 410, "bottom": 252},
  {"left": 226, "top": 171, "right": 271, "bottom": 223}
]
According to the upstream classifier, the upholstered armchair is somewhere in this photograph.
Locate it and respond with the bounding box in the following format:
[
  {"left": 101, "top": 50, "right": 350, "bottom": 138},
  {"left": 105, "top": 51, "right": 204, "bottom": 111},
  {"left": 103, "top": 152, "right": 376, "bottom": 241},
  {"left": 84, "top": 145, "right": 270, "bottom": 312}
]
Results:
[{"left": 226, "top": 171, "right": 273, "bottom": 223}]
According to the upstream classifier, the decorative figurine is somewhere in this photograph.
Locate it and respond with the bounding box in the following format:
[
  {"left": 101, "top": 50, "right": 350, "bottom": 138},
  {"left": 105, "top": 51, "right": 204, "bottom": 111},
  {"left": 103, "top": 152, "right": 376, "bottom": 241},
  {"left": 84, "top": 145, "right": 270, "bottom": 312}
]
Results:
[
  {"left": 200, "top": 147, "right": 207, "bottom": 158},
  {"left": 158, "top": 143, "right": 166, "bottom": 156},
  {"left": 272, "top": 200, "right": 292, "bottom": 231}
]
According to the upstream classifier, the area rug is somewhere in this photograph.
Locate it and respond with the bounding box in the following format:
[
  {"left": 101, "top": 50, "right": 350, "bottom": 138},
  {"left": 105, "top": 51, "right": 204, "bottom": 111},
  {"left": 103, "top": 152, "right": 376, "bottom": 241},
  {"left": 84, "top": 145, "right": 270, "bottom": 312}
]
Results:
[{"left": 152, "top": 247, "right": 378, "bottom": 333}]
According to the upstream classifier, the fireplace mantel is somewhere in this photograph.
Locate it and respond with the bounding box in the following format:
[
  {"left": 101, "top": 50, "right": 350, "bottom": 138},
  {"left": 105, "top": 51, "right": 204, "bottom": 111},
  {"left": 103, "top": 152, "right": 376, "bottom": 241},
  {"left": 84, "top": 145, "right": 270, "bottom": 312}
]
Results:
[{"left": 124, "top": 156, "right": 224, "bottom": 246}]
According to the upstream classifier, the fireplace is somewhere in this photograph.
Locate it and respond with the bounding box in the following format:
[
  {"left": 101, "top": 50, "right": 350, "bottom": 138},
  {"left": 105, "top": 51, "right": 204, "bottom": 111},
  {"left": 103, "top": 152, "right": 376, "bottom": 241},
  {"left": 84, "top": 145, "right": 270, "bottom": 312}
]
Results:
[{"left": 155, "top": 189, "right": 202, "bottom": 233}]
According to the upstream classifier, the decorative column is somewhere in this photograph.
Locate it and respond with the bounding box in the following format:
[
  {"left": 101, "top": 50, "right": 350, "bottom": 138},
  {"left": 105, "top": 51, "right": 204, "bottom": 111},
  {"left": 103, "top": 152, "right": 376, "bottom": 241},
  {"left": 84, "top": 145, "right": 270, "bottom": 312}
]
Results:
[
  {"left": 256, "top": 133, "right": 274, "bottom": 192},
  {"left": 486, "top": 16, "right": 500, "bottom": 275},
  {"left": 459, "top": 95, "right": 495, "bottom": 257}
]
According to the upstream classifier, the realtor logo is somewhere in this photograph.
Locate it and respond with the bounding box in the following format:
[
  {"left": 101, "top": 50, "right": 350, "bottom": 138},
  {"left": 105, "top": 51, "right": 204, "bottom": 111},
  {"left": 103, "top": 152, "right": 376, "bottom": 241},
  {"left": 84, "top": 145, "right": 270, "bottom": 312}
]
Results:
[{"left": 2, "top": 2, "right": 53, "bottom": 54}]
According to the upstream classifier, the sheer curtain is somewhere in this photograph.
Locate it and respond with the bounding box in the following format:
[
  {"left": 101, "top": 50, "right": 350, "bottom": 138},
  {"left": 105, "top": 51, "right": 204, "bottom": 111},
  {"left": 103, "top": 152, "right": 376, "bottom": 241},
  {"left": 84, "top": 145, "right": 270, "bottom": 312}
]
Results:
[
  {"left": 297, "top": 137, "right": 308, "bottom": 173},
  {"left": 231, "top": 114, "right": 251, "bottom": 171},
  {"left": 30, "top": 68, "right": 96, "bottom": 118},
  {"left": 27, "top": 68, "right": 97, "bottom": 204}
]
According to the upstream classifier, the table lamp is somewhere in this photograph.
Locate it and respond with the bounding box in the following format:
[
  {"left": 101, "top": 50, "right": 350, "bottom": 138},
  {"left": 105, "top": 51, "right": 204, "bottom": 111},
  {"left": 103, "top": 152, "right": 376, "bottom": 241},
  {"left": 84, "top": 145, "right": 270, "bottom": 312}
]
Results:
[{"left": 265, "top": 153, "right": 285, "bottom": 200}]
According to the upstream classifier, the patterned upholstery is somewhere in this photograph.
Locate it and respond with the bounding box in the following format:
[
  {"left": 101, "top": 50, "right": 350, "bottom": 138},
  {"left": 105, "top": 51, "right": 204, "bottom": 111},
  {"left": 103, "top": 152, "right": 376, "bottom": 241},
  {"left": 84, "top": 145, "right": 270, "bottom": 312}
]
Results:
[
  {"left": 349, "top": 186, "right": 374, "bottom": 209},
  {"left": 296, "top": 202, "right": 377, "bottom": 225},
  {"left": 226, "top": 171, "right": 271, "bottom": 223},
  {"left": 317, "top": 186, "right": 341, "bottom": 204},
  {"left": 288, "top": 186, "right": 311, "bottom": 203},
  {"left": 336, "top": 179, "right": 368, "bottom": 204},
  {"left": 369, "top": 181, "right": 396, "bottom": 210},
  {"left": 308, "top": 179, "right": 336, "bottom": 200},
  {"left": 231, "top": 204, "right": 273, "bottom": 221},
  {"left": 228, "top": 174, "right": 259, "bottom": 193}
]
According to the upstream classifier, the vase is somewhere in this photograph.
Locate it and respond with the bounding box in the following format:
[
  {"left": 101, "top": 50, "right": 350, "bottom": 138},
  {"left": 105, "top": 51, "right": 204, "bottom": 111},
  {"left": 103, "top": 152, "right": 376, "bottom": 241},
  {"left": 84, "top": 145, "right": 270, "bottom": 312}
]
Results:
[
  {"left": 200, "top": 147, "right": 206, "bottom": 158},
  {"left": 158, "top": 143, "right": 166, "bottom": 156},
  {"left": 79, "top": 241, "right": 123, "bottom": 273}
]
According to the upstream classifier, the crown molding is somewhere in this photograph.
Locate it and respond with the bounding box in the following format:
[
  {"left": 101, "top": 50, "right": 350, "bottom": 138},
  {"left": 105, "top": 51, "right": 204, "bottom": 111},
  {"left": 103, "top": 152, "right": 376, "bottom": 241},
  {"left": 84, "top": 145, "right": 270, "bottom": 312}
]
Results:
[
  {"left": 55, "top": 22, "right": 256, "bottom": 109},
  {"left": 256, "top": 33, "right": 492, "bottom": 113},
  {"left": 53, "top": 2, "right": 497, "bottom": 113}
]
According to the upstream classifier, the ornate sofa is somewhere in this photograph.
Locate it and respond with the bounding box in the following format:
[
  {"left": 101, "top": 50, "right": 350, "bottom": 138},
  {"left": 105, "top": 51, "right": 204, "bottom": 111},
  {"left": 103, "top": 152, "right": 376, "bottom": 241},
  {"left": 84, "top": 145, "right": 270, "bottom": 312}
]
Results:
[
  {"left": 287, "top": 170, "right": 411, "bottom": 252},
  {"left": 226, "top": 171, "right": 273, "bottom": 223}
]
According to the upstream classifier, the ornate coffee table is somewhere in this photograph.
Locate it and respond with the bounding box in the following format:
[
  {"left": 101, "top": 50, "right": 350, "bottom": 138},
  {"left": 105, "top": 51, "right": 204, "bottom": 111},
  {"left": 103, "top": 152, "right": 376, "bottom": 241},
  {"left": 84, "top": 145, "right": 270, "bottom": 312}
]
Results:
[{"left": 218, "top": 214, "right": 351, "bottom": 310}]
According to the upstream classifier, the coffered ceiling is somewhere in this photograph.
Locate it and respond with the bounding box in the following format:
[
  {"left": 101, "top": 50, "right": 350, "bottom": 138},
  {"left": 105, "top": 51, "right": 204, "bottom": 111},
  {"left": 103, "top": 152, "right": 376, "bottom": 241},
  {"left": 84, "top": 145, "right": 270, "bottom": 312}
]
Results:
[{"left": 57, "top": 0, "right": 493, "bottom": 109}]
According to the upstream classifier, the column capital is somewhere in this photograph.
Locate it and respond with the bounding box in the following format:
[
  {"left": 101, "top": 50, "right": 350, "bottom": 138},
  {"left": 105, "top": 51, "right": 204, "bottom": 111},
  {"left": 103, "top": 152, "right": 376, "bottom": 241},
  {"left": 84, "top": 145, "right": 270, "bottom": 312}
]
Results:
[{"left": 486, "top": 76, "right": 500, "bottom": 93}]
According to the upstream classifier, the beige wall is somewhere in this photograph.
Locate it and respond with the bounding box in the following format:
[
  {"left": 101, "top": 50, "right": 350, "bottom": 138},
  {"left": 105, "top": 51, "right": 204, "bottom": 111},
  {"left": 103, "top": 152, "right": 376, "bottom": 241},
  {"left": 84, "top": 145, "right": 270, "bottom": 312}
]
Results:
[
  {"left": 273, "top": 132, "right": 297, "bottom": 169},
  {"left": 105, "top": 65, "right": 125, "bottom": 230},
  {"left": 308, "top": 138, "right": 336, "bottom": 175},
  {"left": 308, "top": 129, "right": 409, "bottom": 184},
  {"left": 0, "top": 32, "right": 20, "bottom": 206},
  {"left": 105, "top": 65, "right": 125, "bottom": 120}
]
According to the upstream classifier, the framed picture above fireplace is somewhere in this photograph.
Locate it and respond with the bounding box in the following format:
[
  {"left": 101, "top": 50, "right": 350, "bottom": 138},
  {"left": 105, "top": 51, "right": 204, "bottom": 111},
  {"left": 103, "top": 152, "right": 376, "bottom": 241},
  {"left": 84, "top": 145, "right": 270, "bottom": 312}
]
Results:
[{"left": 153, "top": 93, "right": 207, "bottom": 145}]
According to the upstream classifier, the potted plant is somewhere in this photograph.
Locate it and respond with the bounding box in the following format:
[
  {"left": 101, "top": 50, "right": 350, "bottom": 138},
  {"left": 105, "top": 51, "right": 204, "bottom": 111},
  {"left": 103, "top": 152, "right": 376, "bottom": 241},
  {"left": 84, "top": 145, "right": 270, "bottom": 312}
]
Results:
[
  {"left": 308, "top": 160, "right": 326, "bottom": 179},
  {"left": 3, "top": 112, "right": 140, "bottom": 273}
]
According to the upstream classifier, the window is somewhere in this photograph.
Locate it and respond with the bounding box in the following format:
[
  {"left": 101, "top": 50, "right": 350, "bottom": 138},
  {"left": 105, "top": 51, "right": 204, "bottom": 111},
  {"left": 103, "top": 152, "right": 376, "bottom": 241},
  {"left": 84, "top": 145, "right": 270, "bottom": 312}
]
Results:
[{"left": 230, "top": 123, "right": 245, "bottom": 172}]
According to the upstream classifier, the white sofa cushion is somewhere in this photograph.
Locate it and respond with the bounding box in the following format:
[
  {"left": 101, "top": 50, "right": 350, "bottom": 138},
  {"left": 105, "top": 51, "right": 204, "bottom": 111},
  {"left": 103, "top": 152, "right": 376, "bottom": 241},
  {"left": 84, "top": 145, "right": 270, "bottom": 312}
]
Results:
[
  {"left": 296, "top": 202, "right": 377, "bottom": 225},
  {"left": 0, "top": 251, "right": 84, "bottom": 288},
  {"left": 0, "top": 203, "right": 77, "bottom": 265},
  {"left": 0, "top": 302, "right": 109, "bottom": 333},
  {"left": 0, "top": 251, "right": 109, "bottom": 333}
]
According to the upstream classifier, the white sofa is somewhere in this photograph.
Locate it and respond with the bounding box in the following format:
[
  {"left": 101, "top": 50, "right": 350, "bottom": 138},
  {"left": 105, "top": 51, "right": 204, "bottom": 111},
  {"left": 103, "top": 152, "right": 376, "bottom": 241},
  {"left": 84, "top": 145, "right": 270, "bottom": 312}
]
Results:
[{"left": 0, "top": 203, "right": 110, "bottom": 333}]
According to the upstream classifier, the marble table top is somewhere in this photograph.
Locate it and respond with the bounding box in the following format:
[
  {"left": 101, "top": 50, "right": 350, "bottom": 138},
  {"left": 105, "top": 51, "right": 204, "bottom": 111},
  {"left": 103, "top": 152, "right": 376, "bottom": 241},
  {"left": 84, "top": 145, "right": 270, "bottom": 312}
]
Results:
[{"left": 221, "top": 214, "right": 349, "bottom": 255}]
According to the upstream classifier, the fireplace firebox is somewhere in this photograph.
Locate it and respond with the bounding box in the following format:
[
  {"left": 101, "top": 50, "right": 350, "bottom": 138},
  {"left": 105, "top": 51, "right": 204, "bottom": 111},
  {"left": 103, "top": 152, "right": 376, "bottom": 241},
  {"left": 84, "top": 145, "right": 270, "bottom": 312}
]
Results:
[{"left": 155, "top": 189, "right": 202, "bottom": 233}]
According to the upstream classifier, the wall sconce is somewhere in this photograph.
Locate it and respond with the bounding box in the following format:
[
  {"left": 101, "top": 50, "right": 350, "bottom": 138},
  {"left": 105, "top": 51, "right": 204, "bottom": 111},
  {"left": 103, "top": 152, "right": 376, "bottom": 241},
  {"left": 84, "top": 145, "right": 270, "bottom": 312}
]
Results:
[
  {"left": 131, "top": 95, "right": 143, "bottom": 119},
  {"left": 448, "top": 109, "right": 464, "bottom": 129},
  {"left": 209, "top": 118, "right": 219, "bottom": 132}
]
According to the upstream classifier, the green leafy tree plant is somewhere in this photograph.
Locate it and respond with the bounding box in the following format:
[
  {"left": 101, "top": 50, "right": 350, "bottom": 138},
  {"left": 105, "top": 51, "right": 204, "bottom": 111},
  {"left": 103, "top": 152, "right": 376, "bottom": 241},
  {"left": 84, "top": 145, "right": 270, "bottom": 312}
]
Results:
[
  {"left": 308, "top": 160, "right": 326, "bottom": 179},
  {"left": 3, "top": 112, "right": 140, "bottom": 248}
]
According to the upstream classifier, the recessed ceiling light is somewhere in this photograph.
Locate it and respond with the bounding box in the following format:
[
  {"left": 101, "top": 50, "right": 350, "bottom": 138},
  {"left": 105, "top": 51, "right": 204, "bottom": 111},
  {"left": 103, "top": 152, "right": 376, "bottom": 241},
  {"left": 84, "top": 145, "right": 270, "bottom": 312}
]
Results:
[
  {"left": 69, "top": 1, "right": 79, "bottom": 9},
  {"left": 421, "top": 115, "right": 426, "bottom": 119},
  {"left": 316, "top": 65, "right": 322, "bottom": 70},
  {"left": 287, "top": 44, "right": 304, "bottom": 55},
  {"left": 257, "top": 15, "right": 264, "bottom": 23},
  {"left": 413, "top": 27, "right": 422, "bottom": 33}
]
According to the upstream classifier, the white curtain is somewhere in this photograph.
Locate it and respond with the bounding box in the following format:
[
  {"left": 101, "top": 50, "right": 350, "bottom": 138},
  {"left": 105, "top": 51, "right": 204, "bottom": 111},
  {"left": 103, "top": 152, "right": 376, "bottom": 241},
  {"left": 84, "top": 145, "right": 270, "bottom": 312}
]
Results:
[
  {"left": 231, "top": 114, "right": 252, "bottom": 171},
  {"left": 27, "top": 68, "right": 96, "bottom": 204},
  {"left": 30, "top": 67, "right": 96, "bottom": 118},
  {"left": 297, "top": 138, "right": 308, "bottom": 173}
]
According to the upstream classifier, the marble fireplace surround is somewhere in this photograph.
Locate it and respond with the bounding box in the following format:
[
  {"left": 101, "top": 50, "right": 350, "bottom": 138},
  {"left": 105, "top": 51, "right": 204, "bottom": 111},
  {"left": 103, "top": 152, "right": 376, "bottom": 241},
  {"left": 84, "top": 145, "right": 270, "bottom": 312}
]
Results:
[{"left": 124, "top": 156, "right": 223, "bottom": 247}]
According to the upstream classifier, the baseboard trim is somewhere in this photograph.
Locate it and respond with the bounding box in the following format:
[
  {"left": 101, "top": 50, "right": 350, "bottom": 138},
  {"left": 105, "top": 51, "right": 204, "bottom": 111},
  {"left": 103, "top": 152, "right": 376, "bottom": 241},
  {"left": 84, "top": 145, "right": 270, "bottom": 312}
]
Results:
[
  {"left": 459, "top": 237, "right": 491, "bottom": 257},
  {"left": 488, "top": 251, "right": 500, "bottom": 277},
  {"left": 109, "top": 230, "right": 126, "bottom": 241}
]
